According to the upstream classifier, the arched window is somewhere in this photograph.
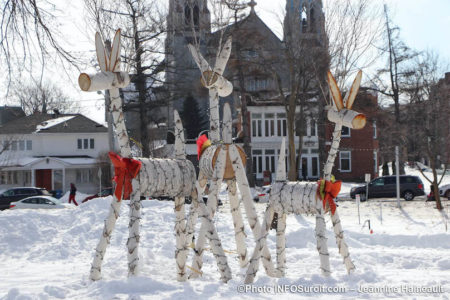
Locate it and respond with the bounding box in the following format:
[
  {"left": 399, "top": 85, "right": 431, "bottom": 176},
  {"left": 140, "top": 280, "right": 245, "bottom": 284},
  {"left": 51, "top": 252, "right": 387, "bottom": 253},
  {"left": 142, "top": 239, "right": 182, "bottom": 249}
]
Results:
[
  {"left": 310, "top": 8, "right": 316, "bottom": 30},
  {"left": 184, "top": 5, "right": 191, "bottom": 25},
  {"left": 301, "top": 5, "right": 308, "bottom": 32},
  {"left": 193, "top": 5, "right": 200, "bottom": 27}
]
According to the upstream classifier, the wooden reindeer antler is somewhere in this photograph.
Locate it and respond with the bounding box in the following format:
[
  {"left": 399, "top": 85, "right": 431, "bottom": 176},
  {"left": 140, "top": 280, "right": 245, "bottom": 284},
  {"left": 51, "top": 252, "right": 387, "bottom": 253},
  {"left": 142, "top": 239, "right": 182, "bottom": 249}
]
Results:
[{"left": 187, "top": 38, "right": 233, "bottom": 142}]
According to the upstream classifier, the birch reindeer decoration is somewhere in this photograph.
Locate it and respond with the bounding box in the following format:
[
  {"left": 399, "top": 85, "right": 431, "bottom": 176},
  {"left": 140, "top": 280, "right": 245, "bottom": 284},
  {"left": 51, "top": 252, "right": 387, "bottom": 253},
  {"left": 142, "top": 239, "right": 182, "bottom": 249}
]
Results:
[
  {"left": 79, "top": 29, "right": 233, "bottom": 282},
  {"left": 186, "top": 38, "right": 280, "bottom": 280},
  {"left": 244, "top": 71, "right": 365, "bottom": 284}
]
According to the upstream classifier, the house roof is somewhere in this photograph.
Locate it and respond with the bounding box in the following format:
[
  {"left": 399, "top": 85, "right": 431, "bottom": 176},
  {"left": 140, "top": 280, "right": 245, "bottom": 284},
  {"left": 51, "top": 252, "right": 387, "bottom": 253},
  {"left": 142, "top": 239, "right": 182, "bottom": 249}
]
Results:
[
  {"left": 0, "top": 156, "right": 98, "bottom": 169},
  {"left": 0, "top": 113, "right": 107, "bottom": 134},
  {"left": 0, "top": 106, "right": 26, "bottom": 126}
]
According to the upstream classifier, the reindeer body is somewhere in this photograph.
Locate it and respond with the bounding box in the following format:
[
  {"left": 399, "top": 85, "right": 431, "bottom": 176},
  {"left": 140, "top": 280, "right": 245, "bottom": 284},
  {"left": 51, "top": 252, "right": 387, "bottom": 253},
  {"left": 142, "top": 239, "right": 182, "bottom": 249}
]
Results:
[
  {"left": 185, "top": 39, "right": 283, "bottom": 281},
  {"left": 244, "top": 71, "right": 364, "bottom": 284},
  {"left": 80, "top": 30, "right": 235, "bottom": 283}
]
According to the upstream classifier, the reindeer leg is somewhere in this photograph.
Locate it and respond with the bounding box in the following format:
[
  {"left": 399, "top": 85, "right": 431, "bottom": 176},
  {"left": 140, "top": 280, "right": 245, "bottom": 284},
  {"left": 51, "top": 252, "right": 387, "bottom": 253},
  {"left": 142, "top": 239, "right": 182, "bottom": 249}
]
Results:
[
  {"left": 127, "top": 178, "right": 141, "bottom": 277},
  {"left": 276, "top": 213, "right": 287, "bottom": 276},
  {"left": 185, "top": 172, "right": 206, "bottom": 246},
  {"left": 229, "top": 145, "right": 279, "bottom": 277},
  {"left": 174, "top": 195, "right": 188, "bottom": 281},
  {"left": 244, "top": 206, "right": 274, "bottom": 284},
  {"left": 315, "top": 212, "right": 331, "bottom": 276},
  {"left": 331, "top": 212, "right": 355, "bottom": 273},
  {"left": 198, "top": 200, "right": 232, "bottom": 282},
  {"left": 191, "top": 182, "right": 231, "bottom": 282},
  {"left": 189, "top": 148, "right": 226, "bottom": 278},
  {"left": 89, "top": 196, "right": 121, "bottom": 281},
  {"left": 227, "top": 178, "right": 248, "bottom": 268}
]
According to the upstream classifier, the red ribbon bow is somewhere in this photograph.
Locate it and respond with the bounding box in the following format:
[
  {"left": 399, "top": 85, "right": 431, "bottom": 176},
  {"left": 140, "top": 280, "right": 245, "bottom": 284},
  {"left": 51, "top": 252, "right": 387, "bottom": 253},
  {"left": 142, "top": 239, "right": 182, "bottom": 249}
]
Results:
[
  {"left": 317, "top": 179, "right": 342, "bottom": 215},
  {"left": 108, "top": 152, "right": 142, "bottom": 201}
]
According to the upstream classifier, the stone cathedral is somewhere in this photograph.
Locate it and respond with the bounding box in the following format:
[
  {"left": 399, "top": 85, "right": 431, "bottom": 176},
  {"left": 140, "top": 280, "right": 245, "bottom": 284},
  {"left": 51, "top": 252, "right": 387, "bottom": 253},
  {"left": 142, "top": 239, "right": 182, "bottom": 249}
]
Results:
[{"left": 164, "top": 0, "right": 327, "bottom": 181}]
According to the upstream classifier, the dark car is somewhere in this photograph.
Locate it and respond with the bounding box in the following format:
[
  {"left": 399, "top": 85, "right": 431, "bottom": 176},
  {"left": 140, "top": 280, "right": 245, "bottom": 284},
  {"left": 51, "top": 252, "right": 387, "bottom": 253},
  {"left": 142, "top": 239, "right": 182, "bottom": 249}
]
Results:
[
  {"left": 0, "top": 187, "right": 52, "bottom": 210},
  {"left": 350, "top": 175, "right": 425, "bottom": 201}
]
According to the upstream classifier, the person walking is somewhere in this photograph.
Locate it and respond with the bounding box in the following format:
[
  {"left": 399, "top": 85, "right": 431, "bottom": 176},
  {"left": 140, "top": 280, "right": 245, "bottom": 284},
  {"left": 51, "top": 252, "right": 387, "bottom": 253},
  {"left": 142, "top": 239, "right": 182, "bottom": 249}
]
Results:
[{"left": 69, "top": 183, "right": 78, "bottom": 206}]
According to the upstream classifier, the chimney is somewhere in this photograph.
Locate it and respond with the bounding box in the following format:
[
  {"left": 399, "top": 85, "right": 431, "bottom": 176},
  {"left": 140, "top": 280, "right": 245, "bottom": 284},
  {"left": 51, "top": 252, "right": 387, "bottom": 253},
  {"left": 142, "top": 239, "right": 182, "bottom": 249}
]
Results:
[{"left": 445, "top": 72, "right": 450, "bottom": 84}]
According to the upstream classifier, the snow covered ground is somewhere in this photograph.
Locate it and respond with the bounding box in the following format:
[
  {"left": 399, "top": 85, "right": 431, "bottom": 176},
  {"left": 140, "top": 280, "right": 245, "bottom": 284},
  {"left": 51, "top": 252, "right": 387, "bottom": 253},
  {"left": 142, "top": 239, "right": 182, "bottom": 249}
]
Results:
[{"left": 1, "top": 190, "right": 450, "bottom": 299}]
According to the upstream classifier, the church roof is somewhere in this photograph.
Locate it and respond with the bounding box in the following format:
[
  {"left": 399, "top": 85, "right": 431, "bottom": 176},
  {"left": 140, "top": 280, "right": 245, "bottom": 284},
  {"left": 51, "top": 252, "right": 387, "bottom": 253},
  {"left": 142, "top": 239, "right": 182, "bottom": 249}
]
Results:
[{"left": 209, "top": 9, "right": 283, "bottom": 48}]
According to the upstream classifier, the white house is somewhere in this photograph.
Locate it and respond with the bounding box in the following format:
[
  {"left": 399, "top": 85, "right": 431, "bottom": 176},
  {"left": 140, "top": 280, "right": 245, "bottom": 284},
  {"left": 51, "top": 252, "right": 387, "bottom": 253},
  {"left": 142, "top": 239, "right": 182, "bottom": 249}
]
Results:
[
  {"left": 247, "top": 105, "right": 319, "bottom": 182},
  {"left": 0, "top": 113, "right": 110, "bottom": 194}
]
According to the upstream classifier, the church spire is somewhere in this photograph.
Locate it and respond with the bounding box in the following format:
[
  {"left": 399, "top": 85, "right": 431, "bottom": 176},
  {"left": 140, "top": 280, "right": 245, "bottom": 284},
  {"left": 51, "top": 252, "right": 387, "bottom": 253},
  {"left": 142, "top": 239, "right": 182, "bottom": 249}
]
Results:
[{"left": 248, "top": 0, "right": 257, "bottom": 14}]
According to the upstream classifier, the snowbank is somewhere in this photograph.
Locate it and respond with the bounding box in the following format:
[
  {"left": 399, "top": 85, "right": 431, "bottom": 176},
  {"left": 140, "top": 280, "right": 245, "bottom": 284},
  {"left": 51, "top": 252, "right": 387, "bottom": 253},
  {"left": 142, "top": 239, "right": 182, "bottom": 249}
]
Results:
[{"left": 0, "top": 194, "right": 449, "bottom": 299}]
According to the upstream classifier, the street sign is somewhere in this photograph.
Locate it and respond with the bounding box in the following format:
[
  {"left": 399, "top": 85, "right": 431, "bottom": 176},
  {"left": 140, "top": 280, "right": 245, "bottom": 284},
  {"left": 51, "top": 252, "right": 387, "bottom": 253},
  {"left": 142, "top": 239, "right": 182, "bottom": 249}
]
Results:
[{"left": 365, "top": 173, "right": 371, "bottom": 182}]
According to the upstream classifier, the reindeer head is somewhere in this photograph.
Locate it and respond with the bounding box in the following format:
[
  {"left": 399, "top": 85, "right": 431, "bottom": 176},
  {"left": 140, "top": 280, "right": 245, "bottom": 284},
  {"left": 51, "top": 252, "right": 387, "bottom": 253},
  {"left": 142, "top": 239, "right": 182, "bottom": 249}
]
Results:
[
  {"left": 187, "top": 38, "right": 233, "bottom": 97},
  {"left": 326, "top": 71, "right": 366, "bottom": 130},
  {"left": 78, "top": 29, "right": 130, "bottom": 92}
]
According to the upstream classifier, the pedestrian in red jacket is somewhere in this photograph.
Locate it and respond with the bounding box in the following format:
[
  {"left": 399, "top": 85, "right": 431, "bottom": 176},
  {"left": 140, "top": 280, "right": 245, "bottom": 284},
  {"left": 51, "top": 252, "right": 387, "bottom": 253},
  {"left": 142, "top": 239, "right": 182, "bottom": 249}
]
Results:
[{"left": 69, "top": 183, "right": 78, "bottom": 206}]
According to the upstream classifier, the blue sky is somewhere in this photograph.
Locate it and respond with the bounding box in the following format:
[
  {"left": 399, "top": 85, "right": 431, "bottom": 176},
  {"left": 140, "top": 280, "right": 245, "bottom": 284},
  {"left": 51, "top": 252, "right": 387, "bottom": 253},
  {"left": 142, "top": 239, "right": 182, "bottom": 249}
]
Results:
[
  {"left": 11, "top": 0, "right": 447, "bottom": 124},
  {"left": 255, "top": 0, "right": 450, "bottom": 62}
]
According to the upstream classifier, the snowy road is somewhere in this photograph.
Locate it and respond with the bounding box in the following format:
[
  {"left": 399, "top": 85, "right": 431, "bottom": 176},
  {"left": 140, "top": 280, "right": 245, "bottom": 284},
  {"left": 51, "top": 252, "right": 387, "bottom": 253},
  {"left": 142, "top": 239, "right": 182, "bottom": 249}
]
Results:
[{"left": 1, "top": 196, "right": 449, "bottom": 299}]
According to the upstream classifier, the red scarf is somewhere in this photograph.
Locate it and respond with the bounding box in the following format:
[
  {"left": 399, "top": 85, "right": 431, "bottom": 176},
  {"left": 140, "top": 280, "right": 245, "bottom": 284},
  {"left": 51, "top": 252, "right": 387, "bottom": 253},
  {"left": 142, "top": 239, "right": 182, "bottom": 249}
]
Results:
[{"left": 109, "top": 152, "right": 142, "bottom": 201}]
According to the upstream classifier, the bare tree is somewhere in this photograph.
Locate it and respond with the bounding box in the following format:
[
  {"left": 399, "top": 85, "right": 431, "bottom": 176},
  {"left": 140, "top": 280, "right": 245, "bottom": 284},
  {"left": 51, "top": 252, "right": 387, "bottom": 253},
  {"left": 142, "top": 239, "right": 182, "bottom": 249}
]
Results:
[
  {"left": 403, "top": 51, "right": 449, "bottom": 210},
  {"left": 9, "top": 80, "right": 76, "bottom": 115},
  {"left": 84, "top": 0, "right": 167, "bottom": 157},
  {"left": 371, "top": 5, "right": 417, "bottom": 124},
  {"left": 325, "top": 0, "right": 384, "bottom": 87},
  {"left": 368, "top": 5, "right": 419, "bottom": 172},
  {"left": 1, "top": 0, "right": 78, "bottom": 88}
]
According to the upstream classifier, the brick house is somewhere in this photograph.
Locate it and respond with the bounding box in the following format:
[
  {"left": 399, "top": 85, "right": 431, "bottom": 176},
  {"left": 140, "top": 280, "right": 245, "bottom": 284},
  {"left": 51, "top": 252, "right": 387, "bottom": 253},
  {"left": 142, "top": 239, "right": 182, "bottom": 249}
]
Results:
[{"left": 325, "top": 88, "right": 380, "bottom": 182}]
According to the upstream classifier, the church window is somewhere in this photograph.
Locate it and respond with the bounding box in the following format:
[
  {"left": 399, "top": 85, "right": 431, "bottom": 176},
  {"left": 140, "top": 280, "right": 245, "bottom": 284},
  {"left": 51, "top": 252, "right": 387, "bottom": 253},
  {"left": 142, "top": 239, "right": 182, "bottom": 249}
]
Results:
[
  {"left": 193, "top": 5, "right": 200, "bottom": 27},
  {"left": 301, "top": 5, "right": 308, "bottom": 32},
  {"left": 184, "top": 5, "right": 191, "bottom": 25}
]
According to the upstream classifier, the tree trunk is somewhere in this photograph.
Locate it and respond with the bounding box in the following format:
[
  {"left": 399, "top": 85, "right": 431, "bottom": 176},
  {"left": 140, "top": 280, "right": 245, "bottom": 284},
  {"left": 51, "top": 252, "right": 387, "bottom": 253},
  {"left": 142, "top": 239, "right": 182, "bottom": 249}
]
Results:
[
  {"left": 287, "top": 94, "right": 297, "bottom": 181},
  {"left": 234, "top": 40, "right": 255, "bottom": 186}
]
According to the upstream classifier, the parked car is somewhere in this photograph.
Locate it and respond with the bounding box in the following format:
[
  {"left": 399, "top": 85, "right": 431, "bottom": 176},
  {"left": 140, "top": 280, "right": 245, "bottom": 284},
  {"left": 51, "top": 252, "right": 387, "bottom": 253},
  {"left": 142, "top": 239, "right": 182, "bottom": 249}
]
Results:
[
  {"left": 254, "top": 185, "right": 271, "bottom": 203},
  {"left": 350, "top": 175, "right": 425, "bottom": 201},
  {"left": 439, "top": 184, "right": 450, "bottom": 200},
  {"left": 82, "top": 187, "right": 113, "bottom": 203},
  {"left": 0, "top": 187, "right": 52, "bottom": 210},
  {"left": 9, "top": 195, "right": 65, "bottom": 209}
]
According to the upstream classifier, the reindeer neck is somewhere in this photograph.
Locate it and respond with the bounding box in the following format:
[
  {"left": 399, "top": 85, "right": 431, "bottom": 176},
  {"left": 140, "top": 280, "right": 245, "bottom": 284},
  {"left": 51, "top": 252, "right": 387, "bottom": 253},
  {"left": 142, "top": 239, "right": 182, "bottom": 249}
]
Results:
[
  {"left": 323, "top": 121, "right": 343, "bottom": 181},
  {"left": 209, "top": 88, "right": 220, "bottom": 143},
  {"left": 109, "top": 88, "right": 132, "bottom": 158}
]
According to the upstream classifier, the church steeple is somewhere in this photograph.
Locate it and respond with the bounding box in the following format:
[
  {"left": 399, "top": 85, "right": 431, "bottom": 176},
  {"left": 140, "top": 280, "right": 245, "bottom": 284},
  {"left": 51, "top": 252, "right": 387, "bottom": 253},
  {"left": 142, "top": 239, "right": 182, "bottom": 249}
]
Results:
[
  {"left": 167, "top": 0, "right": 211, "bottom": 37},
  {"left": 284, "top": 0, "right": 325, "bottom": 44},
  {"left": 248, "top": 0, "right": 257, "bottom": 14}
]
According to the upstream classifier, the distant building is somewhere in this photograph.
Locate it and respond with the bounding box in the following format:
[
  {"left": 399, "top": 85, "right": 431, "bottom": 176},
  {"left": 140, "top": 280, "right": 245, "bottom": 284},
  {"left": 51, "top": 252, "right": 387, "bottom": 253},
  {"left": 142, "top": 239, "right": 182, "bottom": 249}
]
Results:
[
  {"left": 0, "top": 106, "right": 25, "bottom": 126},
  {"left": 165, "top": 0, "right": 327, "bottom": 181},
  {"left": 0, "top": 113, "right": 110, "bottom": 194}
]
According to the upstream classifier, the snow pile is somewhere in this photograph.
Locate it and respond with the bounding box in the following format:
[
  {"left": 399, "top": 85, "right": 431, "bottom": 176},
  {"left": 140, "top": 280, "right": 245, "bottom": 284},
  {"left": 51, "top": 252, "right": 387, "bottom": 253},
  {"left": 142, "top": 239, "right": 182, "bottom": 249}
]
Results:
[
  {"left": 35, "top": 116, "right": 76, "bottom": 132},
  {"left": 0, "top": 194, "right": 449, "bottom": 299}
]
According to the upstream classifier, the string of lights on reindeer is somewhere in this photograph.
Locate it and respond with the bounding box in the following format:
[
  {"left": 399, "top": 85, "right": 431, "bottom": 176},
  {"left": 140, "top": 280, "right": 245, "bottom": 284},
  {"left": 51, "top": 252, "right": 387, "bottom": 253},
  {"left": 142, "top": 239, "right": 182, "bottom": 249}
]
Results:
[{"left": 78, "top": 29, "right": 360, "bottom": 285}]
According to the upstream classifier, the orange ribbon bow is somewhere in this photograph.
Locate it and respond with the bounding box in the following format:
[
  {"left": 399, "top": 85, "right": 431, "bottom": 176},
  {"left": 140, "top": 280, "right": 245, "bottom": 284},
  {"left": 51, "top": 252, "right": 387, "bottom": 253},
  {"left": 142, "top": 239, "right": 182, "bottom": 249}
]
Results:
[
  {"left": 109, "top": 152, "right": 142, "bottom": 201},
  {"left": 317, "top": 179, "right": 342, "bottom": 215}
]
